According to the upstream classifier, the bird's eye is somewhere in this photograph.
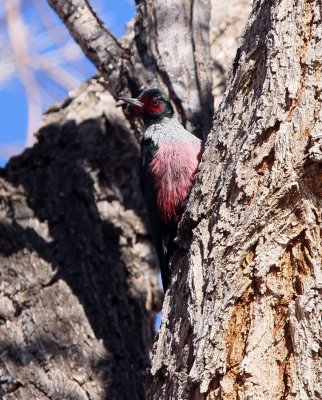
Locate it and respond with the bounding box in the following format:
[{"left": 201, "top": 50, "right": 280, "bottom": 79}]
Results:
[{"left": 151, "top": 99, "right": 158, "bottom": 105}]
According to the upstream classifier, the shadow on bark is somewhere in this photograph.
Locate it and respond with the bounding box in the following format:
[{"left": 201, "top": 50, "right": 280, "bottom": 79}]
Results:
[{"left": 0, "top": 117, "right": 157, "bottom": 399}]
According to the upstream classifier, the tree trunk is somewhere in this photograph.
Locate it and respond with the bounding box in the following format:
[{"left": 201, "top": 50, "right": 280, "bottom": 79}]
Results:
[
  {"left": 0, "top": 78, "right": 163, "bottom": 399},
  {"left": 6, "top": 0, "right": 318, "bottom": 399},
  {"left": 147, "top": 0, "right": 322, "bottom": 399}
]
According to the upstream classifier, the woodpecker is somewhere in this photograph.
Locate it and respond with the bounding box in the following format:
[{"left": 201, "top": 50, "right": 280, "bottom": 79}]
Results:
[{"left": 119, "top": 88, "right": 203, "bottom": 290}]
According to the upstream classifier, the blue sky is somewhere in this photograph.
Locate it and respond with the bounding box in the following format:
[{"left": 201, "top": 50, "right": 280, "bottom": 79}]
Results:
[{"left": 0, "top": 0, "right": 135, "bottom": 167}]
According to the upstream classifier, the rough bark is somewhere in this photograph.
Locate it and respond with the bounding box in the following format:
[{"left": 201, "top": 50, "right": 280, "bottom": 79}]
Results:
[
  {"left": 0, "top": 0, "right": 251, "bottom": 399},
  {"left": 209, "top": 0, "right": 253, "bottom": 109},
  {"left": 0, "top": 79, "right": 161, "bottom": 399},
  {"left": 148, "top": 0, "right": 322, "bottom": 399}
]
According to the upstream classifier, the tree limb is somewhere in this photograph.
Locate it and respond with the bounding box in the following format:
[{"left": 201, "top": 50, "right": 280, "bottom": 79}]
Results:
[{"left": 47, "top": 0, "right": 125, "bottom": 80}]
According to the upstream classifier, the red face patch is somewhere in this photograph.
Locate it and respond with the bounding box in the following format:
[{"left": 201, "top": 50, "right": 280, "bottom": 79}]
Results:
[{"left": 137, "top": 96, "right": 166, "bottom": 115}]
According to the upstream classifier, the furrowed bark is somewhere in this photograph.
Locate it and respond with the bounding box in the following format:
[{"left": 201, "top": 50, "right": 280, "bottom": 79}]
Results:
[
  {"left": 209, "top": 0, "right": 253, "bottom": 109},
  {"left": 147, "top": 0, "right": 322, "bottom": 399},
  {"left": 0, "top": 79, "right": 161, "bottom": 399},
  {"left": 1, "top": 0, "right": 259, "bottom": 398}
]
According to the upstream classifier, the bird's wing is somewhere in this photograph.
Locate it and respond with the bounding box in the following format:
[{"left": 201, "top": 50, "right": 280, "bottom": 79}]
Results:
[{"left": 140, "top": 138, "right": 171, "bottom": 290}]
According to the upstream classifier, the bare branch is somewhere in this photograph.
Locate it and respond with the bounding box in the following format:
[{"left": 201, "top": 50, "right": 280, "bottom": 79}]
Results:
[{"left": 47, "top": 0, "right": 125, "bottom": 79}]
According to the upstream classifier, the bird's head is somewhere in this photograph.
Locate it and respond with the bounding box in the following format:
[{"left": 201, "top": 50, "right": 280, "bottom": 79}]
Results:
[{"left": 119, "top": 88, "right": 174, "bottom": 124}]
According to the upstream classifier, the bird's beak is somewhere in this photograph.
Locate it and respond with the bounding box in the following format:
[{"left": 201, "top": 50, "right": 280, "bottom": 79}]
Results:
[{"left": 118, "top": 96, "right": 144, "bottom": 108}]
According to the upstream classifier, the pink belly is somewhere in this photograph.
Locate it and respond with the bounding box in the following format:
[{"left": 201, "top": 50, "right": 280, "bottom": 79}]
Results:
[{"left": 150, "top": 141, "right": 202, "bottom": 223}]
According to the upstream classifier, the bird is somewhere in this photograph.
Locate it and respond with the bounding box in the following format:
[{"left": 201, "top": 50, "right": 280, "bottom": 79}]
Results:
[{"left": 119, "top": 88, "right": 203, "bottom": 290}]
